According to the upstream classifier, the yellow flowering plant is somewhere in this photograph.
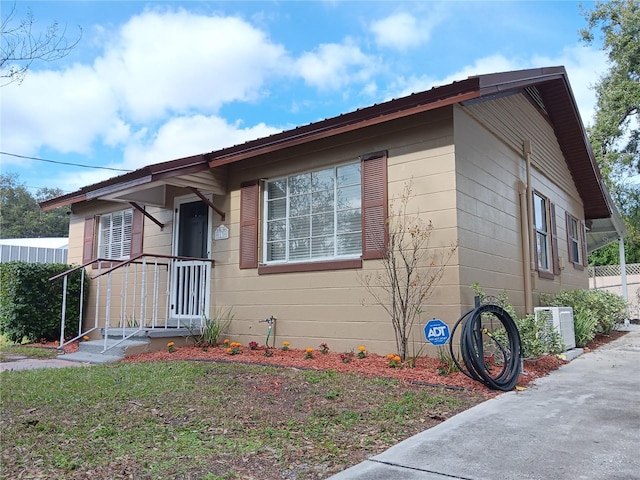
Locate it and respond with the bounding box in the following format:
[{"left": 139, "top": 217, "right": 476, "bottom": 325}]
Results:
[
  {"left": 167, "top": 341, "right": 176, "bottom": 353},
  {"left": 282, "top": 341, "right": 290, "bottom": 352},
  {"left": 357, "top": 345, "right": 366, "bottom": 359}
]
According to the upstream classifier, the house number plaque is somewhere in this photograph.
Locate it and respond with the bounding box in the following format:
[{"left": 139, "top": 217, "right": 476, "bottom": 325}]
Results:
[{"left": 214, "top": 224, "right": 229, "bottom": 240}]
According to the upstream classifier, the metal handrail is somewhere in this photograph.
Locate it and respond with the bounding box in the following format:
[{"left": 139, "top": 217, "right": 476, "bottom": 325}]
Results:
[{"left": 51, "top": 253, "right": 214, "bottom": 352}]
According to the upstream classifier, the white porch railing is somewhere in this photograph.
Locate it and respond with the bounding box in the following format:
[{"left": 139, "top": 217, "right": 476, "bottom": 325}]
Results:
[{"left": 50, "top": 254, "right": 214, "bottom": 353}]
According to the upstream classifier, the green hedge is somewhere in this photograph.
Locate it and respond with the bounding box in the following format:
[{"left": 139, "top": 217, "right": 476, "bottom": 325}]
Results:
[
  {"left": 0, "top": 262, "right": 88, "bottom": 343},
  {"left": 540, "top": 289, "right": 627, "bottom": 346}
]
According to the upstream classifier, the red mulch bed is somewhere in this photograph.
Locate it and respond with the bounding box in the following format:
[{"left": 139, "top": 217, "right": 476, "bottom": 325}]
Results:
[
  {"left": 123, "top": 343, "right": 568, "bottom": 396},
  {"left": 29, "top": 330, "right": 628, "bottom": 395}
]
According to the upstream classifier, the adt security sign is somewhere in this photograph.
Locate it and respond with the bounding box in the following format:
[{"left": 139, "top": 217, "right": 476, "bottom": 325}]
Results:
[{"left": 424, "top": 319, "right": 450, "bottom": 346}]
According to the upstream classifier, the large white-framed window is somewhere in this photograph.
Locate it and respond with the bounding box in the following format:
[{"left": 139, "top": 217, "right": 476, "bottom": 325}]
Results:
[
  {"left": 533, "top": 192, "right": 550, "bottom": 271},
  {"left": 98, "top": 208, "right": 134, "bottom": 260},
  {"left": 567, "top": 215, "right": 581, "bottom": 264},
  {"left": 264, "top": 162, "right": 362, "bottom": 263}
]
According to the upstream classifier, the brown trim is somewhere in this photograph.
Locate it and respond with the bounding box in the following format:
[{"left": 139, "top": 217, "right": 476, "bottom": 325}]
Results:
[
  {"left": 533, "top": 191, "right": 556, "bottom": 279},
  {"left": 82, "top": 216, "right": 96, "bottom": 264},
  {"left": 538, "top": 269, "right": 555, "bottom": 280},
  {"left": 258, "top": 258, "right": 362, "bottom": 275},
  {"left": 239, "top": 180, "right": 260, "bottom": 269},
  {"left": 130, "top": 208, "right": 144, "bottom": 257},
  {"left": 188, "top": 187, "right": 226, "bottom": 221},
  {"left": 565, "top": 212, "right": 585, "bottom": 271},
  {"left": 550, "top": 202, "right": 560, "bottom": 275},
  {"left": 208, "top": 91, "right": 479, "bottom": 168},
  {"left": 361, "top": 151, "right": 388, "bottom": 260},
  {"left": 129, "top": 201, "right": 165, "bottom": 229}
]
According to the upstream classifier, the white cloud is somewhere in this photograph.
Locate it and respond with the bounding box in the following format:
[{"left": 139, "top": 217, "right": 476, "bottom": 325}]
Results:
[
  {"left": 123, "top": 114, "right": 281, "bottom": 169},
  {"left": 370, "top": 12, "right": 434, "bottom": 51},
  {"left": 0, "top": 64, "right": 119, "bottom": 156},
  {"left": 96, "top": 8, "right": 290, "bottom": 122},
  {"left": 295, "top": 40, "right": 376, "bottom": 90},
  {"left": 385, "top": 46, "right": 606, "bottom": 127}
]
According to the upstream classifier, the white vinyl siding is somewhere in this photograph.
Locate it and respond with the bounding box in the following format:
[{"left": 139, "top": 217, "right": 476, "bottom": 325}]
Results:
[
  {"left": 98, "top": 209, "right": 133, "bottom": 260},
  {"left": 264, "top": 162, "right": 362, "bottom": 263}
]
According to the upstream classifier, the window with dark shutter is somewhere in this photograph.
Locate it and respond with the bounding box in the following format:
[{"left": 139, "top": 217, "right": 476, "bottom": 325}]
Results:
[{"left": 239, "top": 181, "right": 259, "bottom": 269}]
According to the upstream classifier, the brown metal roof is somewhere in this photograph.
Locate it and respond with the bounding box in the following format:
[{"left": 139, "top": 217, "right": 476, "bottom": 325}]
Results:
[{"left": 41, "top": 66, "right": 612, "bottom": 221}]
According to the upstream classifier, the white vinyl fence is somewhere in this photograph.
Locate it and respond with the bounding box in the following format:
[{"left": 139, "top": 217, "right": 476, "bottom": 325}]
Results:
[{"left": 589, "top": 263, "right": 640, "bottom": 319}]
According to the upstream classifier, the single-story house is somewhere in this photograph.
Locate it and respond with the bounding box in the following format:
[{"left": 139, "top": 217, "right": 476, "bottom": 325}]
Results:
[{"left": 41, "top": 66, "right": 623, "bottom": 356}]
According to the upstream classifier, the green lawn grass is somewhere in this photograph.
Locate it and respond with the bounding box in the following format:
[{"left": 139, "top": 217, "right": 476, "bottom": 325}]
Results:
[
  {"left": 1, "top": 361, "right": 485, "bottom": 479},
  {"left": 0, "top": 344, "right": 60, "bottom": 361}
]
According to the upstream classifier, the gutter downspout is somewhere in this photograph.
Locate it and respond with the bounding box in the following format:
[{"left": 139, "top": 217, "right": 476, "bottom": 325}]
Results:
[{"left": 520, "top": 139, "right": 534, "bottom": 314}]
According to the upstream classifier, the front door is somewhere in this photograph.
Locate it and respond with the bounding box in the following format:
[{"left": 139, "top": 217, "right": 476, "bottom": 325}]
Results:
[{"left": 171, "top": 196, "right": 212, "bottom": 326}]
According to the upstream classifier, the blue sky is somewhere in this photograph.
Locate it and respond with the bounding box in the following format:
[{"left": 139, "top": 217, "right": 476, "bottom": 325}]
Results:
[{"left": 1, "top": 1, "right": 608, "bottom": 195}]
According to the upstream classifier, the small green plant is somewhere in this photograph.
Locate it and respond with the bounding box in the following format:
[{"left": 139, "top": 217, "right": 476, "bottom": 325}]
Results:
[
  {"left": 167, "top": 342, "right": 176, "bottom": 353},
  {"left": 248, "top": 341, "right": 259, "bottom": 350},
  {"left": 200, "top": 307, "right": 234, "bottom": 346},
  {"left": 264, "top": 348, "right": 273, "bottom": 357},
  {"left": 572, "top": 307, "right": 599, "bottom": 347},
  {"left": 282, "top": 341, "right": 290, "bottom": 351},
  {"left": 340, "top": 352, "right": 354, "bottom": 363},
  {"left": 305, "top": 347, "right": 314, "bottom": 359},
  {"left": 319, "top": 343, "right": 329, "bottom": 354},
  {"left": 387, "top": 354, "right": 402, "bottom": 368},
  {"left": 226, "top": 342, "right": 241, "bottom": 355},
  {"left": 472, "top": 284, "right": 565, "bottom": 359},
  {"left": 357, "top": 345, "right": 366, "bottom": 359},
  {"left": 436, "top": 347, "right": 460, "bottom": 376}
]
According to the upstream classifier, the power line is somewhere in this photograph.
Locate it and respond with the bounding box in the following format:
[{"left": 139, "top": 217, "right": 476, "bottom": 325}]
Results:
[{"left": 0, "top": 151, "right": 134, "bottom": 172}]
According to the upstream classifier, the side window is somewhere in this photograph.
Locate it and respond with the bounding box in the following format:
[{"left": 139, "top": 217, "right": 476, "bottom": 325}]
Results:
[
  {"left": 98, "top": 209, "right": 134, "bottom": 260},
  {"left": 566, "top": 212, "right": 587, "bottom": 270},
  {"left": 533, "top": 193, "right": 550, "bottom": 271},
  {"left": 83, "top": 208, "right": 143, "bottom": 265},
  {"left": 533, "top": 192, "right": 559, "bottom": 279}
]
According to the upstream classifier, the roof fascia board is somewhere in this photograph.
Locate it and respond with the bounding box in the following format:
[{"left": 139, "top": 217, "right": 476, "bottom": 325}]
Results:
[
  {"left": 86, "top": 175, "right": 154, "bottom": 200},
  {"left": 208, "top": 90, "right": 480, "bottom": 168}
]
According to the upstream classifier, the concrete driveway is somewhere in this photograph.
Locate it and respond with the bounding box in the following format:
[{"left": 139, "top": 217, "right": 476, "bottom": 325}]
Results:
[{"left": 328, "top": 326, "right": 640, "bottom": 480}]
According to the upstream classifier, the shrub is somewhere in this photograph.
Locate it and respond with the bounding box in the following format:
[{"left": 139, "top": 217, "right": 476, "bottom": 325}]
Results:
[
  {"left": 197, "top": 306, "right": 234, "bottom": 346},
  {"left": 572, "top": 307, "right": 599, "bottom": 347},
  {"left": 540, "top": 289, "right": 627, "bottom": 335},
  {"left": 473, "top": 284, "right": 564, "bottom": 359},
  {"left": 0, "top": 262, "right": 87, "bottom": 343}
]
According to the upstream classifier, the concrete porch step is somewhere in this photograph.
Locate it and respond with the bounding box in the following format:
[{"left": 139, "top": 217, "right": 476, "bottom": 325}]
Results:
[
  {"left": 78, "top": 338, "right": 151, "bottom": 359},
  {"left": 58, "top": 351, "right": 123, "bottom": 365}
]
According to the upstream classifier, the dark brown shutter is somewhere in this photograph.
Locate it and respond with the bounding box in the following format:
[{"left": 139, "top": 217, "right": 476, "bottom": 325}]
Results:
[
  {"left": 550, "top": 203, "right": 560, "bottom": 275},
  {"left": 82, "top": 216, "right": 96, "bottom": 264},
  {"left": 240, "top": 181, "right": 259, "bottom": 269},
  {"left": 565, "top": 212, "right": 575, "bottom": 264},
  {"left": 361, "top": 151, "right": 388, "bottom": 260},
  {"left": 580, "top": 220, "right": 588, "bottom": 267},
  {"left": 130, "top": 208, "right": 144, "bottom": 257}
]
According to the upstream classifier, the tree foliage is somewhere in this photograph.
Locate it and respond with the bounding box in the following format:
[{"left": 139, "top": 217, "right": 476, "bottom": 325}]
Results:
[
  {"left": 0, "top": 173, "right": 69, "bottom": 238},
  {"left": 581, "top": 0, "right": 640, "bottom": 264},
  {"left": 1, "top": 2, "right": 82, "bottom": 85}
]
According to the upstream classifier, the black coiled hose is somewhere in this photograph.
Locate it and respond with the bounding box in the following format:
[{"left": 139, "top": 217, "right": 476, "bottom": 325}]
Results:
[{"left": 449, "top": 303, "right": 523, "bottom": 391}]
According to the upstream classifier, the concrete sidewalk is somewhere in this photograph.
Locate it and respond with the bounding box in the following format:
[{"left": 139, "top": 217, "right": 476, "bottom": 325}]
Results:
[
  {"left": 328, "top": 326, "right": 640, "bottom": 480},
  {"left": 0, "top": 355, "right": 90, "bottom": 372}
]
